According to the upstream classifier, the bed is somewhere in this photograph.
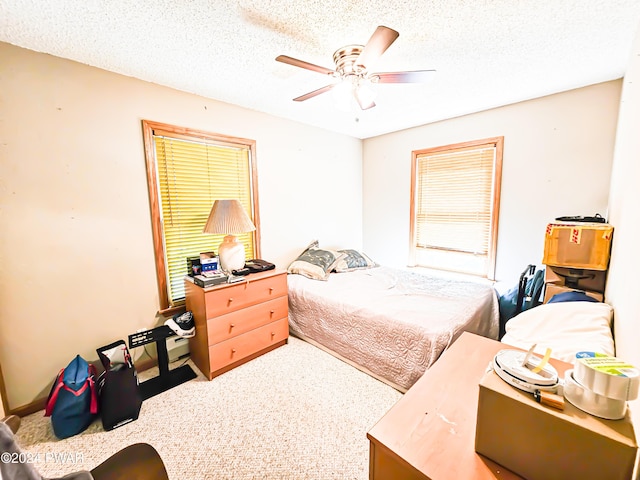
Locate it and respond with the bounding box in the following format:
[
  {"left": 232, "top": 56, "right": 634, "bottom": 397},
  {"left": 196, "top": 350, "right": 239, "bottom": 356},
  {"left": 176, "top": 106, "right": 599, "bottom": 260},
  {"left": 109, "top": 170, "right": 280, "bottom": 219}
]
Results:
[
  {"left": 287, "top": 264, "right": 499, "bottom": 392},
  {"left": 500, "top": 298, "right": 615, "bottom": 363}
]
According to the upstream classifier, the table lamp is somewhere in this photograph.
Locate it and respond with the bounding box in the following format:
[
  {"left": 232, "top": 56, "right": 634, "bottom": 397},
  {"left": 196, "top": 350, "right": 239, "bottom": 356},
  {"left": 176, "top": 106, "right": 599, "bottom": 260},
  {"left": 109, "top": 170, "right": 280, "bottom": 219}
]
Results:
[{"left": 203, "top": 199, "right": 256, "bottom": 272}]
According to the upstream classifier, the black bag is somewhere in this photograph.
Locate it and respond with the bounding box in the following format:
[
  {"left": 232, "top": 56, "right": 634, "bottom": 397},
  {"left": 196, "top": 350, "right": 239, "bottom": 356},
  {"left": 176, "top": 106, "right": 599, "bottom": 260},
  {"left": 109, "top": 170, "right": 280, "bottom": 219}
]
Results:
[
  {"left": 497, "top": 264, "right": 545, "bottom": 338},
  {"left": 96, "top": 340, "right": 142, "bottom": 430}
]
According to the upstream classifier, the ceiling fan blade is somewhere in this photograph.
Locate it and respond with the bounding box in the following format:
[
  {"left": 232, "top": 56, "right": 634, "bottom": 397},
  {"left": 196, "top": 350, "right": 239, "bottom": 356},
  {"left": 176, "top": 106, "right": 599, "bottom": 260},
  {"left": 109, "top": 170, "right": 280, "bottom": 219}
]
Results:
[
  {"left": 356, "top": 26, "right": 399, "bottom": 69},
  {"left": 293, "top": 84, "right": 336, "bottom": 102},
  {"left": 276, "top": 55, "right": 335, "bottom": 76},
  {"left": 372, "top": 70, "right": 437, "bottom": 83}
]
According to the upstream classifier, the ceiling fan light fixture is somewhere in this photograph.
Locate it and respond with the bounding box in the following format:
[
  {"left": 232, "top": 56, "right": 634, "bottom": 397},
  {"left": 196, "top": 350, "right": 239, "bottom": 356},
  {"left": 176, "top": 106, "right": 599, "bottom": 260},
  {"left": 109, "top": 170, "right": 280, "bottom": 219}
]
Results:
[
  {"left": 332, "top": 77, "right": 355, "bottom": 111},
  {"left": 354, "top": 80, "right": 376, "bottom": 110}
]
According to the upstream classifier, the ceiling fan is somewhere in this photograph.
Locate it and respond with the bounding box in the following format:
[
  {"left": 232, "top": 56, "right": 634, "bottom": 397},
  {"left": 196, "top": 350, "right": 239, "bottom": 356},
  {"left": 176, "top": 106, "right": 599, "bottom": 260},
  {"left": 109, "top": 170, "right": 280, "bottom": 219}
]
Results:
[{"left": 276, "top": 25, "right": 436, "bottom": 110}]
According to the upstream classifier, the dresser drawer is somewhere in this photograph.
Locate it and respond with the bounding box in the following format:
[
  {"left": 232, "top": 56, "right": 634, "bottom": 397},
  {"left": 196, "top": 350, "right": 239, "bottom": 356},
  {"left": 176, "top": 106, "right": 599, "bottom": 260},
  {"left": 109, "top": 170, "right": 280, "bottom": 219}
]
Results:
[
  {"left": 204, "top": 272, "right": 287, "bottom": 317},
  {"left": 209, "top": 318, "right": 289, "bottom": 373},
  {"left": 207, "top": 296, "right": 288, "bottom": 344}
]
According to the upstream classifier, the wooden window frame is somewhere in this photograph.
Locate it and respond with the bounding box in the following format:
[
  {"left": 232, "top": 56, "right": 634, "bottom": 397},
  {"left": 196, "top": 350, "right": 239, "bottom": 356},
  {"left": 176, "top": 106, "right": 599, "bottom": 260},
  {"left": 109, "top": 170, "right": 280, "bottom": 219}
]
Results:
[
  {"left": 409, "top": 137, "right": 503, "bottom": 279},
  {"left": 142, "top": 120, "right": 260, "bottom": 314}
]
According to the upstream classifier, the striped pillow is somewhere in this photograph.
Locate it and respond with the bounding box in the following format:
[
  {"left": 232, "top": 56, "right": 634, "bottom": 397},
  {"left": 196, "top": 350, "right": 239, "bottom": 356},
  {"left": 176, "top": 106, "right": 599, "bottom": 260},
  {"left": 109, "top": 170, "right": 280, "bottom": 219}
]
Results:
[{"left": 333, "top": 249, "right": 377, "bottom": 272}]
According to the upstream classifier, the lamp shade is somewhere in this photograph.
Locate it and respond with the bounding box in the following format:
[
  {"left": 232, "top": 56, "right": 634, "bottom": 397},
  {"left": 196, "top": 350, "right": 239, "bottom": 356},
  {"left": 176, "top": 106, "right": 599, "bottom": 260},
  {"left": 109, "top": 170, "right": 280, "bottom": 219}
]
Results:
[
  {"left": 203, "top": 199, "right": 256, "bottom": 235},
  {"left": 203, "top": 199, "right": 256, "bottom": 272}
]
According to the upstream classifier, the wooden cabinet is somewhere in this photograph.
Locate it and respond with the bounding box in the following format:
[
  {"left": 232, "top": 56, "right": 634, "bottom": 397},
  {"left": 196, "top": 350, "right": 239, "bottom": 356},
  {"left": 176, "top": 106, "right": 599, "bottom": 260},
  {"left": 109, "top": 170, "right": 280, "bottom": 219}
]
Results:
[{"left": 185, "top": 269, "right": 289, "bottom": 380}]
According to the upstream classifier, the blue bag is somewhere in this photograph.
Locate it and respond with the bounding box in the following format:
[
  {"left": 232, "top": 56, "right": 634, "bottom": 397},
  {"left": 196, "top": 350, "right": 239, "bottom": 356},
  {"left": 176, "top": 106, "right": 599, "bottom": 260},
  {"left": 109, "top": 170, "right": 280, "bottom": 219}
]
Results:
[{"left": 44, "top": 354, "right": 98, "bottom": 439}]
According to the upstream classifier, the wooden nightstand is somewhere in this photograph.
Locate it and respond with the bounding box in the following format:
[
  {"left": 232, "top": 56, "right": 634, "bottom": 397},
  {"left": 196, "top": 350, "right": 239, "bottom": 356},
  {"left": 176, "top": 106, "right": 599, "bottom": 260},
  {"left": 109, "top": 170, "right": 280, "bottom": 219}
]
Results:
[{"left": 184, "top": 269, "right": 289, "bottom": 380}]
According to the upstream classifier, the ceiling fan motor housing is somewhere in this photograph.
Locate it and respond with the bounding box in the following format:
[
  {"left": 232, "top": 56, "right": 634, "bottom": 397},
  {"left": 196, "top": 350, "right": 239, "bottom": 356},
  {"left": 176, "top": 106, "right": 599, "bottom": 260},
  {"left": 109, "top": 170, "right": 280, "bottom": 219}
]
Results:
[{"left": 333, "top": 45, "right": 365, "bottom": 77}]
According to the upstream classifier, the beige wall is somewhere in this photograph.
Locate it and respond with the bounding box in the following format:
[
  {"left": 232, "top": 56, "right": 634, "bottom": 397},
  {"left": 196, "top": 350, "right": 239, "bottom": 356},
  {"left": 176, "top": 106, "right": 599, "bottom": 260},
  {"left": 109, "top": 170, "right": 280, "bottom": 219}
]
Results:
[
  {"left": 0, "top": 42, "right": 363, "bottom": 410},
  {"left": 606, "top": 23, "right": 640, "bottom": 428},
  {"left": 361, "top": 81, "right": 621, "bottom": 283}
]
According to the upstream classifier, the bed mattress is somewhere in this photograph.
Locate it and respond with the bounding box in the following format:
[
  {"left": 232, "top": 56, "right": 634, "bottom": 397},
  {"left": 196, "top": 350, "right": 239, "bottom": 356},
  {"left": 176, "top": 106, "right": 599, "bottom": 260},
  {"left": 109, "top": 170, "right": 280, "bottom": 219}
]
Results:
[{"left": 288, "top": 266, "right": 499, "bottom": 391}]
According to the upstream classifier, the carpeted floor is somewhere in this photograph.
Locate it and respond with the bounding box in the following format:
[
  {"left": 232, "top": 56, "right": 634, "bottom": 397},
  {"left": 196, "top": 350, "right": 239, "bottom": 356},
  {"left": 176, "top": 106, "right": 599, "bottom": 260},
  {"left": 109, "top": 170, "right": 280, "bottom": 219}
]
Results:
[{"left": 15, "top": 336, "right": 402, "bottom": 479}]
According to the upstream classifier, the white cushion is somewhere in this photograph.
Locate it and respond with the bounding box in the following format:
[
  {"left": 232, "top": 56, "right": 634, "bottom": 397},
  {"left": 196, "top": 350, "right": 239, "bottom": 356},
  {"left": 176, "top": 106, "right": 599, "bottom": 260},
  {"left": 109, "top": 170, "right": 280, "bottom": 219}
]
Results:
[{"left": 501, "top": 302, "right": 614, "bottom": 364}]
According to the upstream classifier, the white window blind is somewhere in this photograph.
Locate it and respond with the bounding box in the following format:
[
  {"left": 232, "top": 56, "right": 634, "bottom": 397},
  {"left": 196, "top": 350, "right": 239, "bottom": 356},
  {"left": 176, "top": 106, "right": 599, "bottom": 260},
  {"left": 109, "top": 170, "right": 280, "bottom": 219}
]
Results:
[
  {"left": 411, "top": 138, "right": 502, "bottom": 278},
  {"left": 143, "top": 121, "right": 259, "bottom": 310}
]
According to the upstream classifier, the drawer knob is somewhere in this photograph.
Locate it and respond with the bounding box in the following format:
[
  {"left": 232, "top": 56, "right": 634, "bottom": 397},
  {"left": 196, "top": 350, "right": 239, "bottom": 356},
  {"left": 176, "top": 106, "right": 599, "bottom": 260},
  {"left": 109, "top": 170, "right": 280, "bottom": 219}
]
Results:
[
  {"left": 230, "top": 323, "right": 235, "bottom": 330},
  {"left": 270, "top": 310, "right": 275, "bottom": 316},
  {"left": 271, "top": 332, "right": 276, "bottom": 338},
  {"left": 231, "top": 348, "right": 237, "bottom": 355},
  {"left": 269, "top": 287, "right": 274, "bottom": 293},
  {"left": 228, "top": 297, "right": 234, "bottom": 304}
]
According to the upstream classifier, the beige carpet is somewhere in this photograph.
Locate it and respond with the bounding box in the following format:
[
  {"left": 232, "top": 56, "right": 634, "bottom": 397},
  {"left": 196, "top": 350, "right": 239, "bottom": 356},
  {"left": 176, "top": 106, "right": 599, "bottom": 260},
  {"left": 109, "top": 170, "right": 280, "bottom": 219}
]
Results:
[{"left": 15, "top": 336, "right": 402, "bottom": 479}]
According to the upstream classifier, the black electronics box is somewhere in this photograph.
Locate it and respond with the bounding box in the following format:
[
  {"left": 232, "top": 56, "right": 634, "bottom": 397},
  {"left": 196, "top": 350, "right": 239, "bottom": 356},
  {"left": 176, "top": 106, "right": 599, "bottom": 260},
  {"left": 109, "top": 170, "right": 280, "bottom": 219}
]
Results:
[{"left": 193, "top": 274, "right": 228, "bottom": 288}]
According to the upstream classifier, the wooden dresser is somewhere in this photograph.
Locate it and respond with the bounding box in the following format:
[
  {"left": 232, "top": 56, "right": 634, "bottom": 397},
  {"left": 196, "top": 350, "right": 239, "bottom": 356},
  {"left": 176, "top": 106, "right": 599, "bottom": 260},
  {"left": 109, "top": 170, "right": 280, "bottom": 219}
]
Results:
[{"left": 184, "top": 269, "right": 289, "bottom": 380}]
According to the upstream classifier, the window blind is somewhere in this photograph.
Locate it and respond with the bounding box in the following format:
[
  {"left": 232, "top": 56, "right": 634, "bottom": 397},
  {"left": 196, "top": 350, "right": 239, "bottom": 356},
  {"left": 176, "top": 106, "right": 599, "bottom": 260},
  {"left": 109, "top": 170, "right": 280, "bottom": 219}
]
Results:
[
  {"left": 155, "top": 135, "right": 254, "bottom": 304},
  {"left": 411, "top": 138, "right": 502, "bottom": 278}
]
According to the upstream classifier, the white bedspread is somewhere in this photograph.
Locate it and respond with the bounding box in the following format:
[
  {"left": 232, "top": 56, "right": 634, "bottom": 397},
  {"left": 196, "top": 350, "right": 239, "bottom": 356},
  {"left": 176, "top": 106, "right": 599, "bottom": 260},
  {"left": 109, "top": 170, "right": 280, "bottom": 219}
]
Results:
[{"left": 288, "top": 266, "right": 499, "bottom": 391}]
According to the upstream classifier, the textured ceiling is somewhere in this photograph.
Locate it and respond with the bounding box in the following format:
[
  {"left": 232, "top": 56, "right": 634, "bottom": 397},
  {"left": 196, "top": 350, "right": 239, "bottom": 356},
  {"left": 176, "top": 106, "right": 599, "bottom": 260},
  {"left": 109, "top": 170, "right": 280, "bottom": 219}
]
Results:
[{"left": 2, "top": 1, "right": 640, "bottom": 139}]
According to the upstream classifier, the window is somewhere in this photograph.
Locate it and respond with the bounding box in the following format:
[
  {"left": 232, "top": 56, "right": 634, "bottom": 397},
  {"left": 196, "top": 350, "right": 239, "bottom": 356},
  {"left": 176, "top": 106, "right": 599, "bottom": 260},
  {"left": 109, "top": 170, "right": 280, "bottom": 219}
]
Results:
[
  {"left": 409, "top": 137, "right": 503, "bottom": 279},
  {"left": 142, "top": 121, "right": 260, "bottom": 313}
]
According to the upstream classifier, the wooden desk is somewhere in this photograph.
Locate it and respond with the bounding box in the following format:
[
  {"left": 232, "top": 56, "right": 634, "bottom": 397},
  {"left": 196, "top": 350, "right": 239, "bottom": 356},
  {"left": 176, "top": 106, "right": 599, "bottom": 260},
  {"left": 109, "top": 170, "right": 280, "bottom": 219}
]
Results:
[{"left": 367, "top": 332, "right": 536, "bottom": 479}]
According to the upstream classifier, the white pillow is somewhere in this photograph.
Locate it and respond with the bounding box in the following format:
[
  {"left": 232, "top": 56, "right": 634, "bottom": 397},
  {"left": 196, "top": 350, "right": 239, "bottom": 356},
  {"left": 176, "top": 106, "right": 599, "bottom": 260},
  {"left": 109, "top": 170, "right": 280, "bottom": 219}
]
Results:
[{"left": 501, "top": 302, "right": 614, "bottom": 364}]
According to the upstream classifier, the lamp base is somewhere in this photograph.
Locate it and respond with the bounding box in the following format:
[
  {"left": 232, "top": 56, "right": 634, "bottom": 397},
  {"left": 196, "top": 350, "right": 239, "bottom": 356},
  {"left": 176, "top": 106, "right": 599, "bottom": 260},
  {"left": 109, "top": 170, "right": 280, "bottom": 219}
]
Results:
[{"left": 218, "top": 235, "right": 246, "bottom": 272}]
